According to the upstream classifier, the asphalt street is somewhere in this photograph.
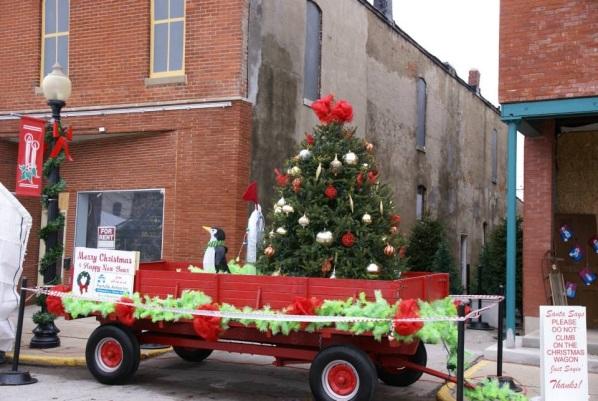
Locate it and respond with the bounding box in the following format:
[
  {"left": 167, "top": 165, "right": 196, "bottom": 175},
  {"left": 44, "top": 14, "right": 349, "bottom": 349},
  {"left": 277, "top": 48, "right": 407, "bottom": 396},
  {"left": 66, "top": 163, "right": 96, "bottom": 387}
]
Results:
[{"left": 1, "top": 330, "right": 496, "bottom": 401}]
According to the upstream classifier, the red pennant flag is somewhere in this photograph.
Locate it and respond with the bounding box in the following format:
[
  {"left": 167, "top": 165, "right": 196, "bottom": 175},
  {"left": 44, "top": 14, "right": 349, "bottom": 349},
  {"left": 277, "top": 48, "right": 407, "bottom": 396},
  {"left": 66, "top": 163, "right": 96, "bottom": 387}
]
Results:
[{"left": 242, "top": 181, "right": 259, "bottom": 204}]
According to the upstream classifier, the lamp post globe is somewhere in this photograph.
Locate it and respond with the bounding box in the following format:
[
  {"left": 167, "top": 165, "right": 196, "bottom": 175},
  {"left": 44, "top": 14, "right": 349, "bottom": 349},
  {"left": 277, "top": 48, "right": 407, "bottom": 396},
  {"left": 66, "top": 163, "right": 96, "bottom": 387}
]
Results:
[{"left": 41, "top": 63, "right": 71, "bottom": 120}]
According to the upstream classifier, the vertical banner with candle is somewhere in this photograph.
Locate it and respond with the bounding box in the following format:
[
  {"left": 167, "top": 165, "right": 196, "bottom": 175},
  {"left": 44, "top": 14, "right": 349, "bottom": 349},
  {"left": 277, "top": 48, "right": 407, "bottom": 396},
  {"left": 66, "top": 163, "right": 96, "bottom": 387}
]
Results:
[{"left": 15, "top": 116, "right": 46, "bottom": 197}]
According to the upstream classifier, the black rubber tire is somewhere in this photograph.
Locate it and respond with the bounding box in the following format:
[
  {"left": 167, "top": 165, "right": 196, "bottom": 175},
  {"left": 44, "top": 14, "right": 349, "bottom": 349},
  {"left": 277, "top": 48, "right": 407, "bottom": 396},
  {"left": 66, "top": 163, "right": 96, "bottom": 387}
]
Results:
[
  {"left": 173, "top": 346, "right": 213, "bottom": 362},
  {"left": 121, "top": 326, "right": 141, "bottom": 375},
  {"left": 376, "top": 342, "right": 427, "bottom": 387},
  {"left": 86, "top": 324, "right": 140, "bottom": 385},
  {"left": 309, "top": 345, "right": 377, "bottom": 401}
]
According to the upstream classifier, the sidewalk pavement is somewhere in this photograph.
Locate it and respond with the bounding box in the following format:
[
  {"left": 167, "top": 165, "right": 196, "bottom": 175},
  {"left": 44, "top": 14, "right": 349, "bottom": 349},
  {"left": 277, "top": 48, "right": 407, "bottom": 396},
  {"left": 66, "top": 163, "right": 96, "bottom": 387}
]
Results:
[{"left": 3, "top": 305, "right": 171, "bottom": 367}]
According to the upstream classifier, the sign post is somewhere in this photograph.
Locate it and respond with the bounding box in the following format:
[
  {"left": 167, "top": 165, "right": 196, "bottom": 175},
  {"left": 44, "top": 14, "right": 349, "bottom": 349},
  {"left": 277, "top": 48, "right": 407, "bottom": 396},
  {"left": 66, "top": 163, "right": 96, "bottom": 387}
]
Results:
[
  {"left": 539, "top": 305, "right": 589, "bottom": 401},
  {"left": 72, "top": 247, "right": 138, "bottom": 300}
]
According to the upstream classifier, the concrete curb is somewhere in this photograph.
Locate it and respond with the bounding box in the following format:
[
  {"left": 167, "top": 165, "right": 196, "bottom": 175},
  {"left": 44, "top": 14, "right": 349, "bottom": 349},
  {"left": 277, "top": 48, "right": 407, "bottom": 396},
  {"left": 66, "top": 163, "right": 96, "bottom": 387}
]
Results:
[
  {"left": 4, "top": 347, "right": 172, "bottom": 367},
  {"left": 436, "top": 360, "right": 490, "bottom": 401}
]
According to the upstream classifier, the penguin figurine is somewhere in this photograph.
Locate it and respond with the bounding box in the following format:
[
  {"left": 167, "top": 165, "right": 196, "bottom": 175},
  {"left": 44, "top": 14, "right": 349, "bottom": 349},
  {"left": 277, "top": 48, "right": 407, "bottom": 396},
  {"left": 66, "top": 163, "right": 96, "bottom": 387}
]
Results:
[{"left": 202, "top": 226, "right": 229, "bottom": 273}]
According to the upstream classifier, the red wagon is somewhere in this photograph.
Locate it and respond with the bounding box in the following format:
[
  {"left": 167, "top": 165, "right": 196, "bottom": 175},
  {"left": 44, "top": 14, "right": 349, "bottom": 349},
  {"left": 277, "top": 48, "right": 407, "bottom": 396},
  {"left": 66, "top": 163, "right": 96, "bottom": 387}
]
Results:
[{"left": 84, "top": 261, "right": 451, "bottom": 401}]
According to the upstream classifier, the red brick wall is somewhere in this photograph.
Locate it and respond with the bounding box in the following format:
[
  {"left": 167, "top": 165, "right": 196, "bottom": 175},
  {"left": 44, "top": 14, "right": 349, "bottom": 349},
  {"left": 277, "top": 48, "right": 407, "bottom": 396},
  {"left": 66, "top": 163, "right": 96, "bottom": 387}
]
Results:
[
  {"left": 499, "top": 0, "right": 598, "bottom": 103},
  {"left": 0, "top": 0, "right": 249, "bottom": 112},
  {"left": 522, "top": 121, "right": 556, "bottom": 317},
  {"left": 0, "top": 101, "right": 252, "bottom": 286}
]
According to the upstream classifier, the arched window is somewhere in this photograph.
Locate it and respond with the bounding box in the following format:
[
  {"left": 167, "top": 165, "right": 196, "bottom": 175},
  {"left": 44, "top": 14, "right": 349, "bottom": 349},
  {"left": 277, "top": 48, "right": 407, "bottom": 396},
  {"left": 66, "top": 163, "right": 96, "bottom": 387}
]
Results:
[
  {"left": 303, "top": 1, "right": 322, "bottom": 101},
  {"left": 416, "top": 78, "right": 427, "bottom": 149}
]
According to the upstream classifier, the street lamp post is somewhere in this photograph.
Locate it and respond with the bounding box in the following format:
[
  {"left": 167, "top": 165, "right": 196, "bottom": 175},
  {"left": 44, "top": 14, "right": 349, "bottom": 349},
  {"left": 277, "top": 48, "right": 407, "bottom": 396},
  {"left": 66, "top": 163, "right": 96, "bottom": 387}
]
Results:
[{"left": 29, "top": 64, "right": 71, "bottom": 349}]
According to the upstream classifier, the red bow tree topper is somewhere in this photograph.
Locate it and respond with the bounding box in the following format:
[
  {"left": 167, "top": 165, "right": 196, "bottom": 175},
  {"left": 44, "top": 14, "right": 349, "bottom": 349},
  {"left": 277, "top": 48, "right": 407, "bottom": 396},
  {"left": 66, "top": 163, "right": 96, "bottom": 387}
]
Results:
[
  {"left": 394, "top": 299, "right": 423, "bottom": 337},
  {"left": 311, "top": 94, "right": 353, "bottom": 124}
]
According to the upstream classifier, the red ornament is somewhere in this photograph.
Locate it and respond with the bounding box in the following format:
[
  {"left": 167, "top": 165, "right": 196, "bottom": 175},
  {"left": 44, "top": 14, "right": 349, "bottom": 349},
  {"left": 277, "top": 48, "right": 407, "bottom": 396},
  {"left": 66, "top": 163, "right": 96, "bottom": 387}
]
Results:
[
  {"left": 367, "top": 170, "right": 379, "bottom": 185},
  {"left": 305, "top": 133, "right": 315, "bottom": 146},
  {"left": 274, "top": 168, "right": 289, "bottom": 187},
  {"left": 115, "top": 297, "right": 136, "bottom": 327},
  {"left": 356, "top": 172, "right": 364, "bottom": 189},
  {"left": 264, "top": 245, "right": 275, "bottom": 257},
  {"left": 292, "top": 178, "right": 302, "bottom": 193},
  {"left": 384, "top": 244, "right": 396, "bottom": 256},
  {"left": 341, "top": 231, "right": 356, "bottom": 247},
  {"left": 192, "top": 303, "right": 222, "bottom": 342},
  {"left": 399, "top": 246, "right": 407, "bottom": 258},
  {"left": 393, "top": 299, "right": 423, "bottom": 337},
  {"left": 321, "top": 257, "right": 333, "bottom": 274},
  {"left": 390, "top": 214, "right": 401, "bottom": 226},
  {"left": 324, "top": 184, "right": 337, "bottom": 200},
  {"left": 46, "top": 285, "right": 70, "bottom": 317}
]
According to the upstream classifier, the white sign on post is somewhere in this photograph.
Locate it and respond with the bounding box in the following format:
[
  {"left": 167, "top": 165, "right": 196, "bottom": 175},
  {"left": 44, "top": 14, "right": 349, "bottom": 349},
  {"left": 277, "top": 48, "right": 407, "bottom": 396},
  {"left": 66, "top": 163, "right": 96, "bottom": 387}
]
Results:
[
  {"left": 72, "top": 247, "right": 138, "bottom": 301},
  {"left": 539, "top": 305, "right": 589, "bottom": 401},
  {"left": 97, "top": 226, "right": 116, "bottom": 249}
]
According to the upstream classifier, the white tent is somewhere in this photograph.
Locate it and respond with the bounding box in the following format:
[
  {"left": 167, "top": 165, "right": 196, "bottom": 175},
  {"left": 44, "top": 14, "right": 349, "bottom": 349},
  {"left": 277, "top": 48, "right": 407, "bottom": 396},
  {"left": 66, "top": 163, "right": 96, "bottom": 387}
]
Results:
[{"left": 0, "top": 183, "right": 32, "bottom": 352}]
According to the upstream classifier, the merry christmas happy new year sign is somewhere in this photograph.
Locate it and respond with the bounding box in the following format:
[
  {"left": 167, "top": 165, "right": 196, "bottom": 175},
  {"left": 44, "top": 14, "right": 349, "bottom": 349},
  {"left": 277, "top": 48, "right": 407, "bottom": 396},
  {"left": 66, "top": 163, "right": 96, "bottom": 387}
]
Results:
[
  {"left": 539, "top": 305, "right": 589, "bottom": 401},
  {"left": 72, "top": 247, "right": 138, "bottom": 301}
]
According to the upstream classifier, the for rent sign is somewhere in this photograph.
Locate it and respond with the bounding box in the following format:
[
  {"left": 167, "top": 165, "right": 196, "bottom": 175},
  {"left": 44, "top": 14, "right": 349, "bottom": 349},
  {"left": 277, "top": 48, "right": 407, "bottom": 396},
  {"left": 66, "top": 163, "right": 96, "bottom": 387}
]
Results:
[
  {"left": 72, "top": 247, "right": 138, "bottom": 300},
  {"left": 97, "top": 226, "right": 116, "bottom": 249},
  {"left": 539, "top": 305, "right": 589, "bottom": 401}
]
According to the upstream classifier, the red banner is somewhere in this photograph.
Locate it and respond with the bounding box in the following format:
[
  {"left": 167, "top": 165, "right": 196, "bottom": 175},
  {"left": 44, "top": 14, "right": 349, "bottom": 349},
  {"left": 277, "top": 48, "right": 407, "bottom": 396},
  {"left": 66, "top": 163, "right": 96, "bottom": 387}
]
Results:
[{"left": 15, "top": 116, "right": 46, "bottom": 197}]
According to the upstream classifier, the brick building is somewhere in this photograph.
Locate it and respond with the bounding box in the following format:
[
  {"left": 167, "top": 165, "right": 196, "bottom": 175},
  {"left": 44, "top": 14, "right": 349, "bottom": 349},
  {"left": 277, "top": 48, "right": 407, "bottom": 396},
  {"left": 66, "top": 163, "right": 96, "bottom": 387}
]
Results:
[
  {"left": 499, "top": 0, "right": 598, "bottom": 336},
  {"left": 1, "top": 0, "right": 506, "bottom": 290}
]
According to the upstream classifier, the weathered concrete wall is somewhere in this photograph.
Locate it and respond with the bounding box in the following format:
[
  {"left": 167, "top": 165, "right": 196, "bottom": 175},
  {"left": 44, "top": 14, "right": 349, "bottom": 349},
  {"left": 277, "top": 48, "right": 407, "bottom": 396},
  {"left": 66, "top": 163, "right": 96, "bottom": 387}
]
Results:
[
  {"left": 248, "top": 0, "right": 507, "bottom": 277},
  {"left": 556, "top": 130, "right": 598, "bottom": 216}
]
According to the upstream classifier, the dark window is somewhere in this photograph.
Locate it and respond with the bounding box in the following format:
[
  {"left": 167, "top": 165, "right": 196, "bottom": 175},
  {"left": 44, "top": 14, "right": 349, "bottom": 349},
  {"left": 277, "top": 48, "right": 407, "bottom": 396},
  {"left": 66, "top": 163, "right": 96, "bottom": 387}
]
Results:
[
  {"left": 416, "top": 78, "right": 427, "bottom": 149},
  {"left": 416, "top": 185, "right": 426, "bottom": 220},
  {"left": 303, "top": 1, "right": 322, "bottom": 101},
  {"left": 491, "top": 129, "right": 498, "bottom": 184},
  {"left": 75, "top": 190, "right": 164, "bottom": 261}
]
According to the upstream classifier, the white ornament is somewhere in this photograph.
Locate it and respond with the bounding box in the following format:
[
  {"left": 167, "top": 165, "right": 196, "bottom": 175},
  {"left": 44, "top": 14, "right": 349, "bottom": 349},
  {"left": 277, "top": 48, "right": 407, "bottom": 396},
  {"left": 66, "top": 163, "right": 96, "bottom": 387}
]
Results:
[
  {"left": 298, "top": 214, "right": 310, "bottom": 227},
  {"left": 316, "top": 230, "right": 334, "bottom": 246},
  {"left": 276, "top": 227, "right": 287, "bottom": 235},
  {"left": 380, "top": 200, "right": 384, "bottom": 214},
  {"left": 269, "top": 230, "right": 275, "bottom": 238},
  {"left": 343, "top": 151, "right": 358, "bottom": 165},
  {"left": 274, "top": 206, "right": 282, "bottom": 214},
  {"left": 362, "top": 213, "right": 372, "bottom": 225},
  {"left": 362, "top": 163, "right": 369, "bottom": 169},
  {"left": 366, "top": 263, "right": 380, "bottom": 274},
  {"left": 277, "top": 197, "right": 286, "bottom": 206},
  {"left": 316, "top": 163, "right": 322, "bottom": 181},
  {"left": 349, "top": 194, "right": 354, "bottom": 213},
  {"left": 289, "top": 166, "right": 302, "bottom": 176},
  {"left": 282, "top": 204, "right": 294, "bottom": 214},
  {"left": 299, "top": 149, "right": 312, "bottom": 160}
]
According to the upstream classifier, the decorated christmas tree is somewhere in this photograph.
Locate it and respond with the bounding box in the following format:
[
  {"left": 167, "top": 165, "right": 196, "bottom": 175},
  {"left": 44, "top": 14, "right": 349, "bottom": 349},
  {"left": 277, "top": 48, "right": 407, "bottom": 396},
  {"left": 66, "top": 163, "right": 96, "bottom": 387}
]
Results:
[{"left": 256, "top": 95, "right": 406, "bottom": 280}]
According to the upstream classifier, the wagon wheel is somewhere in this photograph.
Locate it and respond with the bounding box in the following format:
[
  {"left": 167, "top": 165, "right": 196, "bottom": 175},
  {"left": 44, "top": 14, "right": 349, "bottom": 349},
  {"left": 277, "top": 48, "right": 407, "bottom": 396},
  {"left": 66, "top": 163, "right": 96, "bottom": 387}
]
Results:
[
  {"left": 173, "top": 347, "right": 213, "bottom": 362},
  {"left": 309, "top": 345, "right": 377, "bottom": 401},
  {"left": 86, "top": 324, "right": 140, "bottom": 384},
  {"left": 376, "top": 342, "right": 427, "bottom": 387}
]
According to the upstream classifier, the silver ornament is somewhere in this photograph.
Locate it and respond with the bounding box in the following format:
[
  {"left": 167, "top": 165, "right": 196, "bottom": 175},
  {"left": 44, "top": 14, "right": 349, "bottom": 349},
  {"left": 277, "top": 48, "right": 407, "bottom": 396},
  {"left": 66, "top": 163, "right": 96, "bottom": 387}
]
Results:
[
  {"left": 282, "top": 204, "right": 294, "bottom": 214},
  {"left": 299, "top": 149, "right": 312, "bottom": 160},
  {"left": 276, "top": 227, "right": 287, "bottom": 235},
  {"left": 343, "top": 151, "right": 358, "bottom": 165},
  {"left": 316, "top": 230, "right": 334, "bottom": 246},
  {"left": 330, "top": 154, "right": 343, "bottom": 175},
  {"left": 366, "top": 263, "right": 380, "bottom": 274},
  {"left": 298, "top": 214, "right": 310, "bottom": 227},
  {"left": 362, "top": 213, "right": 372, "bottom": 225}
]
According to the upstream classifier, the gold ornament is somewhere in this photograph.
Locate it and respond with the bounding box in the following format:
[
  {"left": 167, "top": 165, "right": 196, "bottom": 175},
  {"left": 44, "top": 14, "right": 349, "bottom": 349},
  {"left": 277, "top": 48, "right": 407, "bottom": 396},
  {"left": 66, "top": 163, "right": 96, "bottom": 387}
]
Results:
[
  {"left": 298, "top": 214, "right": 310, "bottom": 227},
  {"left": 366, "top": 263, "right": 380, "bottom": 275},
  {"left": 384, "top": 244, "right": 396, "bottom": 257},
  {"left": 343, "top": 151, "right": 358, "bottom": 165},
  {"left": 365, "top": 141, "right": 374, "bottom": 153},
  {"left": 330, "top": 154, "right": 343, "bottom": 175},
  {"left": 277, "top": 197, "right": 286, "bottom": 206},
  {"left": 362, "top": 213, "right": 372, "bottom": 225},
  {"left": 289, "top": 166, "right": 302, "bottom": 176},
  {"left": 316, "top": 230, "right": 334, "bottom": 246},
  {"left": 276, "top": 227, "right": 287, "bottom": 235},
  {"left": 264, "top": 245, "right": 275, "bottom": 257},
  {"left": 349, "top": 194, "right": 354, "bottom": 213},
  {"left": 316, "top": 163, "right": 322, "bottom": 181}
]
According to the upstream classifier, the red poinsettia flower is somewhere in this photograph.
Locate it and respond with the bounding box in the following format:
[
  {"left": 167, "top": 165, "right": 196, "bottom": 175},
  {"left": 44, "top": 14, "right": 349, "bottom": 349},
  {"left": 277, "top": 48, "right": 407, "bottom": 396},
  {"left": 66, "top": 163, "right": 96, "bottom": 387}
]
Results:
[
  {"left": 115, "top": 297, "right": 136, "bottom": 327},
  {"left": 393, "top": 299, "right": 423, "bottom": 337},
  {"left": 305, "top": 133, "right": 315, "bottom": 146},
  {"left": 331, "top": 100, "right": 353, "bottom": 123},
  {"left": 46, "top": 285, "right": 70, "bottom": 317},
  {"left": 453, "top": 299, "right": 472, "bottom": 316},
  {"left": 324, "top": 184, "right": 337, "bottom": 200},
  {"left": 367, "top": 170, "right": 379, "bottom": 185},
  {"left": 356, "top": 172, "right": 364, "bottom": 189},
  {"left": 193, "top": 303, "right": 222, "bottom": 342},
  {"left": 311, "top": 94, "right": 335, "bottom": 123},
  {"left": 274, "top": 168, "right": 289, "bottom": 187},
  {"left": 341, "top": 231, "right": 356, "bottom": 247}
]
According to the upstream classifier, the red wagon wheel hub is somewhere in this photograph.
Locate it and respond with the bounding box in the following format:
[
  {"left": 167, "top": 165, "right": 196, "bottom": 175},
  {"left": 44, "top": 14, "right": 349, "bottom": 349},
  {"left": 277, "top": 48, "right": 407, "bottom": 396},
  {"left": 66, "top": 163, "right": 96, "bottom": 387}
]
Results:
[
  {"left": 322, "top": 360, "right": 359, "bottom": 399},
  {"left": 96, "top": 338, "right": 123, "bottom": 372}
]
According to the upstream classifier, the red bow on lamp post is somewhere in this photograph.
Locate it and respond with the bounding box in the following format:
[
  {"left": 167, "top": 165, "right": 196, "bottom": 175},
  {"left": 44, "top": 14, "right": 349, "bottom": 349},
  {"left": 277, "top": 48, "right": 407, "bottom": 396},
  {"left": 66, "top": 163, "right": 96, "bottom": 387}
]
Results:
[{"left": 49, "top": 122, "right": 74, "bottom": 161}]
